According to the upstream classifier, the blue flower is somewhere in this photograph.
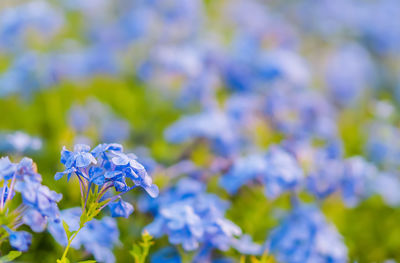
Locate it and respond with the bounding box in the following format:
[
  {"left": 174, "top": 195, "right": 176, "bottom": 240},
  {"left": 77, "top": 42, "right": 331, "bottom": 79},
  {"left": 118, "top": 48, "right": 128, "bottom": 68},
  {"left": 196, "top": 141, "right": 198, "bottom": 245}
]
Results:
[
  {"left": 60, "top": 144, "right": 97, "bottom": 169},
  {"left": 263, "top": 146, "right": 304, "bottom": 199},
  {"left": 0, "top": 157, "right": 16, "bottom": 181},
  {"left": 55, "top": 143, "right": 158, "bottom": 219},
  {"left": 373, "top": 173, "right": 400, "bottom": 207},
  {"left": 0, "top": 131, "right": 42, "bottom": 154},
  {"left": 147, "top": 204, "right": 204, "bottom": 251},
  {"left": 266, "top": 205, "right": 348, "bottom": 263},
  {"left": 325, "top": 43, "right": 375, "bottom": 106},
  {"left": 23, "top": 209, "right": 47, "bottom": 232},
  {"left": 151, "top": 247, "right": 181, "bottom": 263},
  {"left": 220, "top": 154, "right": 267, "bottom": 194},
  {"left": 108, "top": 199, "right": 134, "bottom": 218},
  {"left": 6, "top": 229, "right": 32, "bottom": 252},
  {"left": 145, "top": 178, "right": 249, "bottom": 255},
  {"left": 231, "top": 234, "right": 262, "bottom": 255},
  {"left": 0, "top": 156, "right": 62, "bottom": 244},
  {"left": 165, "top": 110, "right": 239, "bottom": 156}
]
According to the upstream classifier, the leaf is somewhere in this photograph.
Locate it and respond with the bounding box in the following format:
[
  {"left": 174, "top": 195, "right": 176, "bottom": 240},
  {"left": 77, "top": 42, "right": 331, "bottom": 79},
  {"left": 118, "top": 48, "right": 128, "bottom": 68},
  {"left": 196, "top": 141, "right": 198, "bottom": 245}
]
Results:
[
  {"left": 78, "top": 260, "right": 96, "bottom": 263},
  {"left": 62, "top": 220, "right": 71, "bottom": 239},
  {"left": 0, "top": 251, "right": 22, "bottom": 262},
  {"left": 130, "top": 232, "right": 155, "bottom": 263}
]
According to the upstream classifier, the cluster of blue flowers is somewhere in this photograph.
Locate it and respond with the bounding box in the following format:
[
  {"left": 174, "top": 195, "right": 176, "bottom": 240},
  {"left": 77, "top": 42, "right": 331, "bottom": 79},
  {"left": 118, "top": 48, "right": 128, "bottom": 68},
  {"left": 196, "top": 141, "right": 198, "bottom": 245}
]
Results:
[
  {"left": 53, "top": 143, "right": 158, "bottom": 262},
  {"left": 266, "top": 205, "right": 348, "bottom": 263},
  {"left": 0, "top": 156, "right": 61, "bottom": 251},
  {"left": 0, "top": 131, "right": 42, "bottom": 154},
  {"left": 143, "top": 178, "right": 260, "bottom": 261},
  {"left": 55, "top": 143, "right": 159, "bottom": 214},
  {"left": 2, "top": 0, "right": 400, "bottom": 262}
]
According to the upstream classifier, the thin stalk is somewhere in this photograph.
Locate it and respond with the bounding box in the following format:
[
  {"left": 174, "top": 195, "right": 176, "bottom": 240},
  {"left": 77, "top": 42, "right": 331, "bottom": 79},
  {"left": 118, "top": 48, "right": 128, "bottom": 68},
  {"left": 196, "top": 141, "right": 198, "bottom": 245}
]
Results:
[{"left": 59, "top": 225, "right": 83, "bottom": 262}]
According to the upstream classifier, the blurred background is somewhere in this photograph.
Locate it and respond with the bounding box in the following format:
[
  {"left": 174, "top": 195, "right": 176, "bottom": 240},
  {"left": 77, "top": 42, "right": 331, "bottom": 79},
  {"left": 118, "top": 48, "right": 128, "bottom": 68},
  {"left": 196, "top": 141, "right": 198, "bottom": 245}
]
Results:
[{"left": 1, "top": 0, "right": 400, "bottom": 262}]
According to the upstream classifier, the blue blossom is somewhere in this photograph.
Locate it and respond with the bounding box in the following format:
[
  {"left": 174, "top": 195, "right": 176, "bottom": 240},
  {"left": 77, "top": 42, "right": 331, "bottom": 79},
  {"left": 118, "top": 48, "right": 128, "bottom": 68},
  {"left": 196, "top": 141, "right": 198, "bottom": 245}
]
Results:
[
  {"left": 325, "top": 43, "right": 375, "bottom": 106},
  {"left": 0, "top": 156, "right": 61, "bottom": 251},
  {"left": 0, "top": 131, "right": 42, "bottom": 154},
  {"left": 266, "top": 205, "right": 348, "bottom": 263},
  {"left": 264, "top": 87, "right": 338, "bottom": 140},
  {"left": 0, "top": 157, "right": 62, "bottom": 240},
  {"left": 219, "top": 154, "right": 267, "bottom": 194},
  {"left": 165, "top": 110, "right": 239, "bottom": 156},
  {"left": 231, "top": 234, "right": 262, "bottom": 255},
  {"left": 0, "top": 1, "right": 64, "bottom": 52},
  {"left": 0, "top": 157, "right": 17, "bottom": 181},
  {"left": 263, "top": 146, "right": 304, "bottom": 198},
  {"left": 220, "top": 146, "right": 303, "bottom": 199},
  {"left": 7, "top": 229, "right": 32, "bottom": 252},
  {"left": 55, "top": 143, "right": 158, "bottom": 219},
  {"left": 60, "top": 144, "right": 97, "bottom": 169},
  {"left": 373, "top": 173, "right": 400, "bottom": 207},
  {"left": 145, "top": 178, "right": 252, "bottom": 257},
  {"left": 108, "top": 199, "right": 134, "bottom": 218},
  {"left": 340, "top": 157, "right": 378, "bottom": 207},
  {"left": 151, "top": 247, "right": 181, "bottom": 263},
  {"left": 365, "top": 121, "right": 400, "bottom": 169}
]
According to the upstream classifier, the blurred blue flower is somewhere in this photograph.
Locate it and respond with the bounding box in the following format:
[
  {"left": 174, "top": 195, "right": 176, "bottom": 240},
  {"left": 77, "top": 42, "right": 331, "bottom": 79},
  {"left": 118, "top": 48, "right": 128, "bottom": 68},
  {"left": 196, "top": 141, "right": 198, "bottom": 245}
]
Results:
[
  {"left": 109, "top": 199, "right": 134, "bottom": 218},
  {"left": 266, "top": 205, "right": 348, "bottom": 263},
  {"left": 151, "top": 247, "right": 181, "bottom": 263},
  {"left": 325, "top": 43, "right": 375, "bottom": 106},
  {"left": 0, "top": 1, "right": 64, "bottom": 51},
  {"left": 145, "top": 178, "right": 255, "bottom": 257},
  {"left": 165, "top": 110, "right": 239, "bottom": 156},
  {"left": 0, "top": 131, "right": 42, "bottom": 154},
  {"left": 263, "top": 146, "right": 304, "bottom": 198},
  {"left": 6, "top": 229, "right": 32, "bottom": 252},
  {"left": 220, "top": 146, "right": 303, "bottom": 199}
]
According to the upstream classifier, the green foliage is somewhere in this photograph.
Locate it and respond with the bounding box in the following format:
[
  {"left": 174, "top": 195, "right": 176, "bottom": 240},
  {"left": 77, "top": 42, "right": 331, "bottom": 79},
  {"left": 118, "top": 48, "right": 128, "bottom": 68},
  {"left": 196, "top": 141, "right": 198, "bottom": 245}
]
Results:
[
  {"left": 130, "top": 231, "right": 154, "bottom": 263},
  {"left": 240, "top": 252, "right": 276, "bottom": 263},
  {"left": 0, "top": 251, "right": 22, "bottom": 263}
]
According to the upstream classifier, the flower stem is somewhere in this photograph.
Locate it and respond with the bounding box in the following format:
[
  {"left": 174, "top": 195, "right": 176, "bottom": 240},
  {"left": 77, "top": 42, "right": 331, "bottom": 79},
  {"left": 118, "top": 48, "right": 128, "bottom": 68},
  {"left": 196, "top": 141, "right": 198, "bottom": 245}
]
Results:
[{"left": 59, "top": 225, "right": 83, "bottom": 262}]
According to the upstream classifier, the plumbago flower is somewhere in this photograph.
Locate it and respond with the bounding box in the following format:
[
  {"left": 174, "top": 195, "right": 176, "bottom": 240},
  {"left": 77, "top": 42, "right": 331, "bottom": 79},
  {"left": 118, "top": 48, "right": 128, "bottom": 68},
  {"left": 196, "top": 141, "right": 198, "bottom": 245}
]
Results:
[
  {"left": 54, "top": 143, "right": 159, "bottom": 262},
  {"left": 266, "top": 204, "right": 348, "bottom": 263},
  {"left": 144, "top": 178, "right": 261, "bottom": 262},
  {"left": 0, "top": 156, "right": 61, "bottom": 252},
  {"left": 219, "top": 145, "right": 304, "bottom": 199},
  {"left": 0, "top": 131, "right": 42, "bottom": 154},
  {"left": 164, "top": 109, "right": 240, "bottom": 157}
]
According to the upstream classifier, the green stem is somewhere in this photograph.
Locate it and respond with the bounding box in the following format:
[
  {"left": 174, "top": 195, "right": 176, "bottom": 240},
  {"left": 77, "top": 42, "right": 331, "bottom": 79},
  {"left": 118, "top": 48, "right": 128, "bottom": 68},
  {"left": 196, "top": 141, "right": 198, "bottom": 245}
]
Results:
[{"left": 59, "top": 226, "right": 83, "bottom": 262}]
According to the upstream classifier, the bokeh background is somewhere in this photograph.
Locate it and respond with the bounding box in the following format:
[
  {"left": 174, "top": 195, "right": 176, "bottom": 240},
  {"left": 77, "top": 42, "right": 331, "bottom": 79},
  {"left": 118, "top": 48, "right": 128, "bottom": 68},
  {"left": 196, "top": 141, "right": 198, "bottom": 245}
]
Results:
[{"left": 1, "top": 0, "right": 400, "bottom": 262}]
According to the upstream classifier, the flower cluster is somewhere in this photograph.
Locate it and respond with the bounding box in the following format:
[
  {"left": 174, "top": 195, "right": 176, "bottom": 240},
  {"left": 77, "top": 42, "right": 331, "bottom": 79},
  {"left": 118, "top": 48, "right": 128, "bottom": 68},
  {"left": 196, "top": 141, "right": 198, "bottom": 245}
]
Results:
[
  {"left": 55, "top": 143, "right": 158, "bottom": 217},
  {"left": 266, "top": 205, "right": 348, "bottom": 263},
  {"left": 220, "top": 146, "right": 303, "bottom": 199},
  {"left": 54, "top": 143, "right": 158, "bottom": 262},
  {"left": 0, "top": 131, "right": 42, "bottom": 154},
  {"left": 0, "top": 156, "right": 62, "bottom": 251},
  {"left": 144, "top": 178, "right": 260, "bottom": 260}
]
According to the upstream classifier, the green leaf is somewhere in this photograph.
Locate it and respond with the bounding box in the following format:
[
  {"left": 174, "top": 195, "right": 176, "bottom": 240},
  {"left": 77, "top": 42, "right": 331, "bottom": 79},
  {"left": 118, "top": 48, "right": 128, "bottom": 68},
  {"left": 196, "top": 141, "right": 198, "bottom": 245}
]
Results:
[
  {"left": 130, "top": 231, "right": 154, "bottom": 263},
  {"left": 0, "top": 251, "right": 22, "bottom": 262},
  {"left": 78, "top": 260, "right": 96, "bottom": 263},
  {"left": 62, "top": 220, "right": 71, "bottom": 239}
]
